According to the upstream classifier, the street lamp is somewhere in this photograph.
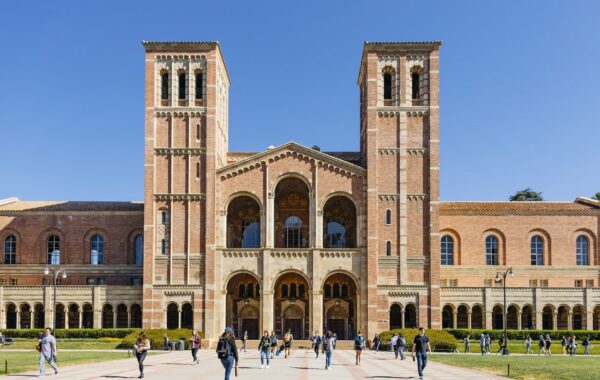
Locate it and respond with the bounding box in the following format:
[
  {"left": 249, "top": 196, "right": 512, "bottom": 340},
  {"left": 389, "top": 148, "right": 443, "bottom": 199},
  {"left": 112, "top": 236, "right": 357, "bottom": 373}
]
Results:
[
  {"left": 44, "top": 263, "right": 67, "bottom": 330},
  {"left": 495, "top": 267, "right": 513, "bottom": 356}
]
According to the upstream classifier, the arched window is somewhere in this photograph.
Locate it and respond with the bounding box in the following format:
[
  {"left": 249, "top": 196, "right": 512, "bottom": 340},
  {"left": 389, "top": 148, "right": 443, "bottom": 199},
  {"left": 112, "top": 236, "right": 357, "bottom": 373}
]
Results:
[
  {"left": 324, "top": 284, "right": 331, "bottom": 298},
  {"left": 290, "top": 283, "right": 297, "bottom": 299},
  {"left": 386, "top": 241, "right": 392, "bottom": 256},
  {"left": 333, "top": 283, "right": 340, "bottom": 298},
  {"left": 241, "top": 217, "right": 260, "bottom": 248},
  {"left": 411, "top": 72, "right": 420, "bottom": 99},
  {"left": 47, "top": 235, "right": 60, "bottom": 264},
  {"left": 385, "top": 209, "right": 392, "bottom": 225},
  {"left": 90, "top": 235, "right": 104, "bottom": 265},
  {"left": 576, "top": 235, "right": 589, "bottom": 266},
  {"left": 238, "top": 284, "right": 246, "bottom": 298},
  {"left": 161, "top": 239, "right": 167, "bottom": 255},
  {"left": 256, "top": 284, "right": 260, "bottom": 298},
  {"left": 195, "top": 72, "right": 203, "bottom": 100},
  {"left": 284, "top": 216, "right": 303, "bottom": 248},
  {"left": 341, "top": 284, "right": 349, "bottom": 298},
  {"left": 134, "top": 234, "right": 143, "bottom": 265},
  {"left": 325, "top": 219, "right": 346, "bottom": 248},
  {"left": 161, "top": 210, "right": 167, "bottom": 225},
  {"left": 196, "top": 162, "right": 200, "bottom": 179},
  {"left": 383, "top": 72, "right": 392, "bottom": 100},
  {"left": 299, "top": 284, "right": 305, "bottom": 299},
  {"left": 160, "top": 71, "right": 169, "bottom": 100},
  {"left": 246, "top": 283, "right": 254, "bottom": 299},
  {"left": 441, "top": 235, "right": 454, "bottom": 265},
  {"left": 4, "top": 235, "right": 16, "bottom": 264},
  {"left": 485, "top": 236, "right": 499, "bottom": 265},
  {"left": 196, "top": 123, "right": 201, "bottom": 141},
  {"left": 530, "top": 235, "right": 544, "bottom": 265},
  {"left": 282, "top": 284, "right": 288, "bottom": 298},
  {"left": 178, "top": 72, "right": 186, "bottom": 100}
]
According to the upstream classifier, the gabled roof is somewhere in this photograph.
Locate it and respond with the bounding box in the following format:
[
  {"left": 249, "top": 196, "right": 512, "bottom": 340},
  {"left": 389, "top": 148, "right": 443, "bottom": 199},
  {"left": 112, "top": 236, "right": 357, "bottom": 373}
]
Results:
[
  {"left": 218, "top": 142, "right": 366, "bottom": 180},
  {"left": 439, "top": 197, "right": 600, "bottom": 216},
  {"left": 0, "top": 198, "right": 143, "bottom": 213}
]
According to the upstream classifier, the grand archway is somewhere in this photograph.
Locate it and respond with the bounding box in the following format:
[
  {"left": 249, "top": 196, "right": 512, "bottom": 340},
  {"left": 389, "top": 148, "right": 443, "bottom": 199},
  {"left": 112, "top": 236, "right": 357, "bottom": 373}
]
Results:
[
  {"left": 274, "top": 178, "right": 310, "bottom": 248},
  {"left": 227, "top": 196, "right": 261, "bottom": 248},
  {"left": 322, "top": 196, "right": 357, "bottom": 248},
  {"left": 225, "top": 272, "right": 261, "bottom": 339},
  {"left": 274, "top": 272, "right": 309, "bottom": 339},
  {"left": 323, "top": 272, "right": 357, "bottom": 339}
]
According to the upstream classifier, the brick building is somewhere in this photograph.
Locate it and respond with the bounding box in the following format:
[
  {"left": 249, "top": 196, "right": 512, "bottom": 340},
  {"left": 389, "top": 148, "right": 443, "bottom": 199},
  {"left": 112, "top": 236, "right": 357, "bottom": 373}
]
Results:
[{"left": 1, "top": 41, "right": 599, "bottom": 338}]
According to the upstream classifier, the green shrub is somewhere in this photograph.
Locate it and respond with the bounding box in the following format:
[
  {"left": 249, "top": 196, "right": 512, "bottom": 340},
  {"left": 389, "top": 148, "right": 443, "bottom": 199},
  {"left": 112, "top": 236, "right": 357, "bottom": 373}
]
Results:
[
  {"left": 444, "top": 329, "right": 600, "bottom": 341},
  {"left": 98, "top": 337, "right": 122, "bottom": 343},
  {"left": 377, "top": 329, "right": 457, "bottom": 352},
  {"left": 0, "top": 329, "right": 136, "bottom": 339},
  {"left": 120, "top": 329, "right": 205, "bottom": 350}
]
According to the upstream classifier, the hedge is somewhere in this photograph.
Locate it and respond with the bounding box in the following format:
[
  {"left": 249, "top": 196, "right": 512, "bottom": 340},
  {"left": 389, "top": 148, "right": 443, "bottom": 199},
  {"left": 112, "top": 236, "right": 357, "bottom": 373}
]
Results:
[
  {"left": 121, "top": 329, "right": 205, "bottom": 350},
  {"left": 444, "top": 329, "right": 600, "bottom": 341},
  {"left": 0, "top": 328, "right": 136, "bottom": 339},
  {"left": 378, "top": 329, "right": 458, "bottom": 352}
]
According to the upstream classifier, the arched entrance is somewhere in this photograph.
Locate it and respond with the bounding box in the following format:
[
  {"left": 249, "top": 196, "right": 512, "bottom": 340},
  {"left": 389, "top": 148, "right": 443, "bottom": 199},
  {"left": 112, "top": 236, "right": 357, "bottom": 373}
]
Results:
[
  {"left": 323, "top": 273, "right": 357, "bottom": 339},
  {"left": 82, "top": 303, "right": 93, "bottom": 328},
  {"left": 441, "top": 305, "right": 453, "bottom": 328},
  {"left": 322, "top": 196, "right": 357, "bottom": 248},
  {"left": 542, "top": 305, "right": 554, "bottom": 330},
  {"left": 275, "top": 272, "right": 309, "bottom": 339},
  {"left": 20, "top": 304, "right": 32, "bottom": 329},
  {"left": 390, "top": 304, "right": 402, "bottom": 330},
  {"left": 181, "top": 303, "right": 194, "bottom": 329},
  {"left": 521, "top": 305, "right": 534, "bottom": 330},
  {"left": 130, "top": 304, "right": 142, "bottom": 328},
  {"left": 507, "top": 305, "right": 518, "bottom": 330},
  {"left": 557, "top": 305, "right": 569, "bottom": 330},
  {"left": 68, "top": 304, "right": 80, "bottom": 329},
  {"left": 34, "top": 304, "right": 45, "bottom": 328},
  {"left": 275, "top": 177, "right": 310, "bottom": 248},
  {"left": 55, "top": 304, "right": 65, "bottom": 329},
  {"left": 492, "top": 305, "right": 503, "bottom": 330},
  {"left": 5, "top": 303, "right": 17, "bottom": 329},
  {"left": 101, "top": 304, "right": 113, "bottom": 328},
  {"left": 116, "top": 304, "right": 128, "bottom": 328},
  {"left": 227, "top": 196, "right": 261, "bottom": 248},
  {"left": 225, "top": 272, "right": 261, "bottom": 339},
  {"left": 573, "top": 305, "right": 585, "bottom": 330},
  {"left": 457, "top": 305, "right": 469, "bottom": 329},
  {"left": 471, "top": 305, "right": 483, "bottom": 329},
  {"left": 594, "top": 306, "right": 600, "bottom": 330},
  {"left": 404, "top": 304, "right": 417, "bottom": 328},
  {"left": 166, "top": 303, "right": 178, "bottom": 329}
]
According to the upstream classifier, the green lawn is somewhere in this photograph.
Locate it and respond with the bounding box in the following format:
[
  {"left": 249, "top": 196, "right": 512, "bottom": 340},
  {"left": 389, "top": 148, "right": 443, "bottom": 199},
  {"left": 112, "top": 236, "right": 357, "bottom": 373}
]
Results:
[
  {"left": 457, "top": 340, "right": 599, "bottom": 355},
  {"left": 431, "top": 355, "right": 600, "bottom": 380},
  {"left": 2, "top": 338, "right": 122, "bottom": 350},
  {"left": 0, "top": 351, "right": 133, "bottom": 375}
]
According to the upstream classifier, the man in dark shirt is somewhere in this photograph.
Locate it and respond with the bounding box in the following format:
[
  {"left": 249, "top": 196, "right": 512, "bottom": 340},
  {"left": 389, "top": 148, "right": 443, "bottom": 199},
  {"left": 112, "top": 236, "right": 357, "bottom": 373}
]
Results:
[{"left": 411, "top": 327, "right": 432, "bottom": 380}]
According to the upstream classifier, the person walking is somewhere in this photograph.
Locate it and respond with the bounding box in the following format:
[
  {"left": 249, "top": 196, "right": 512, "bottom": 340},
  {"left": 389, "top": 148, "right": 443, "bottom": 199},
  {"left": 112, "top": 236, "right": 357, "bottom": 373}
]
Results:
[
  {"left": 322, "top": 331, "right": 334, "bottom": 370},
  {"left": 258, "top": 330, "right": 272, "bottom": 369},
  {"left": 332, "top": 333, "right": 337, "bottom": 349},
  {"left": 411, "top": 327, "right": 432, "bottom": 380},
  {"left": 479, "top": 333, "right": 486, "bottom": 355},
  {"left": 38, "top": 327, "right": 58, "bottom": 377},
  {"left": 570, "top": 335, "right": 578, "bottom": 356},
  {"left": 283, "top": 329, "right": 293, "bottom": 358},
  {"left": 391, "top": 333, "right": 399, "bottom": 359},
  {"left": 538, "top": 334, "right": 546, "bottom": 356},
  {"left": 496, "top": 337, "right": 505, "bottom": 354},
  {"left": 269, "top": 331, "right": 278, "bottom": 359},
  {"left": 133, "top": 332, "right": 150, "bottom": 379},
  {"left": 373, "top": 334, "right": 381, "bottom": 353},
  {"left": 561, "top": 336, "right": 567, "bottom": 355},
  {"left": 216, "top": 328, "right": 239, "bottom": 380},
  {"left": 241, "top": 331, "right": 248, "bottom": 352},
  {"left": 190, "top": 330, "right": 201, "bottom": 364},
  {"left": 485, "top": 334, "right": 491, "bottom": 355},
  {"left": 544, "top": 335, "right": 552, "bottom": 356},
  {"left": 525, "top": 335, "right": 533, "bottom": 354},
  {"left": 354, "top": 331, "right": 365, "bottom": 365},
  {"left": 464, "top": 335, "right": 470, "bottom": 353},
  {"left": 163, "top": 333, "right": 171, "bottom": 351},
  {"left": 397, "top": 334, "right": 407, "bottom": 360},
  {"left": 313, "top": 332, "right": 322, "bottom": 358},
  {"left": 583, "top": 336, "right": 590, "bottom": 355}
]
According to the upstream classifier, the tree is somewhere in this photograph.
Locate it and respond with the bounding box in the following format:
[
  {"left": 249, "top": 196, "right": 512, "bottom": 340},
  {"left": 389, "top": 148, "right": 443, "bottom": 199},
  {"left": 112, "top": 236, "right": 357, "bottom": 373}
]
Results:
[
  {"left": 509, "top": 188, "right": 543, "bottom": 201},
  {"left": 592, "top": 192, "right": 600, "bottom": 201}
]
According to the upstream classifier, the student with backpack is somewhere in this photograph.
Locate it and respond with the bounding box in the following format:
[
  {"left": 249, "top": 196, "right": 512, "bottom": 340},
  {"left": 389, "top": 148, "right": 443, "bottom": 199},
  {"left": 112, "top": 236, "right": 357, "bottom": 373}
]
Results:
[
  {"left": 241, "top": 331, "right": 248, "bottom": 352},
  {"left": 583, "top": 336, "right": 591, "bottom": 355},
  {"left": 269, "top": 331, "right": 278, "bottom": 359},
  {"left": 258, "top": 330, "right": 272, "bottom": 369},
  {"left": 216, "top": 328, "right": 239, "bottom": 380},
  {"left": 397, "top": 334, "right": 407, "bottom": 360},
  {"left": 538, "top": 334, "right": 546, "bottom": 355},
  {"left": 544, "top": 335, "right": 552, "bottom": 356},
  {"left": 525, "top": 335, "right": 533, "bottom": 354},
  {"left": 283, "top": 329, "right": 293, "bottom": 358},
  {"left": 372, "top": 334, "right": 381, "bottom": 353},
  {"left": 322, "top": 331, "right": 334, "bottom": 370},
  {"left": 479, "top": 333, "right": 486, "bottom": 355},
  {"left": 391, "top": 333, "right": 399, "bottom": 358},
  {"left": 354, "top": 331, "right": 365, "bottom": 365},
  {"left": 313, "top": 332, "right": 322, "bottom": 358},
  {"left": 190, "top": 330, "right": 201, "bottom": 364}
]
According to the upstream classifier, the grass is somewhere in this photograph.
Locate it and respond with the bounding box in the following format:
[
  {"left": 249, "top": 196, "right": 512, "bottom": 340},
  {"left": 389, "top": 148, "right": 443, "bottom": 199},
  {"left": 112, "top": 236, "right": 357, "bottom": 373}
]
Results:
[
  {"left": 456, "top": 340, "right": 600, "bottom": 355},
  {"left": 2, "top": 338, "right": 123, "bottom": 350},
  {"left": 0, "top": 351, "right": 133, "bottom": 375},
  {"left": 431, "top": 354, "right": 600, "bottom": 380}
]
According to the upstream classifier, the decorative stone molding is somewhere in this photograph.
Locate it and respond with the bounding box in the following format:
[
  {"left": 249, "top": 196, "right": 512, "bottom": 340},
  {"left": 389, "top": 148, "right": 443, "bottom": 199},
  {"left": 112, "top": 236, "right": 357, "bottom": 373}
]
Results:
[
  {"left": 155, "top": 54, "right": 206, "bottom": 62},
  {"left": 154, "top": 193, "right": 205, "bottom": 201},
  {"left": 378, "top": 256, "right": 401, "bottom": 268},
  {"left": 378, "top": 194, "right": 401, "bottom": 201},
  {"left": 154, "top": 148, "right": 206, "bottom": 156},
  {"left": 319, "top": 250, "right": 360, "bottom": 258},
  {"left": 388, "top": 291, "right": 421, "bottom": 297},
  {"left": 377, "top": 109, "right": 429, "bottom": 118},
  {"left": 406, "top": 148, "right": 427, "bottom": 155},
  {"left": 164, "top": 290, "right": 194, "bottom": 297},
  {"left": 154, "top": 110, "right": 205, "bottom": 118},
  {"left": 407, "top": 194, "right": 427, "bottom": 201},
  {"left": 406, "top": 55, "right": 426, "bottom": 61},
  {"left": 222, "top": 250, "right": 260, "bottom": 258},
  {"left": 270, "top": 250, "right": 310, "bottom": 258},
  {"left": 378, "top": 55, "right": 400, "bottom": 62},
  {"left": 378, "top": 148, "right": 427, "bottom": 155}
]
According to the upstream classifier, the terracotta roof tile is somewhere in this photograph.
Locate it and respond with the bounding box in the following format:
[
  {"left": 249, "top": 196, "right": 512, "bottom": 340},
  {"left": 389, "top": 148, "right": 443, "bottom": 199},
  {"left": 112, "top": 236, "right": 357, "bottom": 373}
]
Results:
[
  {"left": 439, "top": 201, "right": 600, "bottom": 215},
  {"left": 0, "top": 199, "right": 143, "bottom": 213}
]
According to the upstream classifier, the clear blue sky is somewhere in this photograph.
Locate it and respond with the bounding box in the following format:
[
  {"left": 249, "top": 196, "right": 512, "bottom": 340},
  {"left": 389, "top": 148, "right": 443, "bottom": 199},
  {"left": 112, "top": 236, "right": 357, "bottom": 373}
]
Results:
[{"left": 1, "top": 0, "right": 598, "bottom": 202}]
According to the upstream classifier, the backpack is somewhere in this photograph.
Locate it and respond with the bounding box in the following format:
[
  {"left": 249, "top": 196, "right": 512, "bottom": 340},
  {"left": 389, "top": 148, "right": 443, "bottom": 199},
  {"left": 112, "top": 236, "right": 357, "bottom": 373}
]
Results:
[
  {"left": 216, "top": 338, "right": 231, "bottom": 359},
  {"left": 354, "top": 336, "right": 364, "bottom": 349},
  {"left": 400, "top": 337, "right": 406, "bottom": 346},
  {"left": 323, "top": 338, "right": 331, "bottom": 351}
]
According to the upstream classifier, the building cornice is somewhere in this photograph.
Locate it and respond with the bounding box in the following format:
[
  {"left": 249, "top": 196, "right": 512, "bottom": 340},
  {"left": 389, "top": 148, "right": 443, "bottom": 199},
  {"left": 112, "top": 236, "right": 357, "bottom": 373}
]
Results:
[
  {"left": 154, "top": 193, "right": 205, "bottom": 201},
  {"left": 154, "top": 148, "right": 206, "bottom": 156}
]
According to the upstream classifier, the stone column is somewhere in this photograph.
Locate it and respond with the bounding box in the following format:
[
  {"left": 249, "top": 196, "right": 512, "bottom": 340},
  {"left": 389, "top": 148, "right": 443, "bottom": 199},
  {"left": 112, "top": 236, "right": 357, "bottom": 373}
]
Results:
[
  {"left": 568, "top": 311, "right": 573, "bottom": 330},
  {"left": 552, "top": 312, "right": 558, "bottom": 331},
  {"left": 92, "top": 286, "right": 102, "bottom": 329},
  {"left": 452, "top": 311, "right": 457, "bottom": 329},
  {"left": 517, "top": 312, "right": 522, "bottom": 330},
  {"left": 128, "top": 308, "right": 132, "bottom": 328},
  {"left": 315, "top": 211, "right": 323, "bottom": 249},
  {"left": 178, "top": 309, "right": 182, "bottom": 329},
  {"left": 266, "top": 192, "right": 275, "bottom": 248},
  {"left": 30, "top": 309, "right": 35, "bottom": 329},
  {"left": 113, "top": 311, "right": 118, "bottom": 329},
  {"left": 65, "top": 310, "right": 69, "bottom": 329},
  {"left": 311, "top": 291, "right": 323, "bottom": 335},
  {"left": 534, "top": 288, "right": 543, "bottom": 330},
  {"left": 584, "top": 287, "right": 593, "bottom": 331},
  {"left": 309, "top": 191, "right": 315, "bottom": 248},
  {"left": 261, "top": 248, "right": 273, "bottom": 333},
  {"left": 164, "top": 309, "right": 168, "bottom": 329},
  {"left": 78, "top": 310, "right": 83, "bottom": 329},
  {"left": 483, "top": 287, "right": 492, "bottom": 329},
  {"left": 16, "top": 310, "right": 21, "bottom": 329},
  {"left": 401, "top": 309, "right": 405, "bottom": 329},
  {"left": 467, "top": 312, "right": 472, "bottom": 329}
]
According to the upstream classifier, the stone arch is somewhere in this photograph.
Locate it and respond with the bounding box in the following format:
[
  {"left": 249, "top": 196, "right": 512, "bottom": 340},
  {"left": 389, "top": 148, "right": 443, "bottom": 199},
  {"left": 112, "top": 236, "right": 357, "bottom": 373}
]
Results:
[
  {"left": 67, "top": 303, "right": 80, "bottom": 329},
  {"left": 18, "top": 303, "right": 32, "bottom": 329},
  {"left": 557, "top": 304, "right": 570, "bottom": 330},
  {"left": 166, "top": 302, "right": 179, "bottom": 330},
  {"left": 593, "top": 306, "right": 600, "bottom": 330},
  {"left": 55, "top": 303, "right": 66, "bottom": 329},
  {"left": 528, "top": 228, "right": 552, "bottom": 265},
  {"left": 322, "top": 195, "right": 357, "bottom": 248},
  {"left": 542, "top": 305, "right": 555, "bottom": 330},
  {"left": 275, "top": 271, "right": 311, "bottom": 339},
  {"left": 572, "top": 304, "right": 585, "bottom": 330},
  {"left": 483, "top": 229, "right": 506, "bottom": 265},
  {"left": 5, "top": 303, "right": 17, "bottom": 329},
  {"left": 116, "top": 304, "right": 128, "bottom": 328},
  {"left": 441, "top": 304, "right": 454, "bottom": 329},
  {"left": 572, "top": 229, "right": 596, "bottom": 265},
  {"left": 222, "top": 270, "right": 262, "bottom": 293},
  {"left": 181, "top": 303, "right": 193, "bottom": 329},
  {"left": 492, "top": 304, "right": 503, "bottom": 330},
  {"left": 471, "top": 304, "right": 484, "bottom": 329},
  {"left": 226, "top": 194, "right": 262, "bottom": 248},
  {"left": 82, "top": 303, "right": 93, "bottom": 328},
  {"left": 39, "top": 228, "right": 65, "bottom": 264},
  {"left": 404, "top": 303, "right": 417, "bottom": 328},
  {"left": 224, "top": 191, "right": 263, "bottom": 213},
  {"left": 274, "top": 176, "right": 311, "bottom": 248},
  {"left": 33, "top": 303, "right": 45, "bottom": 329},
  {"left": 130, "top": 304, "right": 142, "bottom": 328},
  {"left": 389, "top": 303, "right": 402, "bottom": 330},
  {"left": 457, "top": 304, "right": 469, "bottom": 329},
  {"left": 440, "top": 229, "right": 461, "bottom": 265},
  {"left": 271, "top": 172, "right": 312, "bottom": 194},
  {"left": 102, "top": 304, "right": 114, "bottom": 328},
  {"left": 521, "top": 304, "right": 534, "bottom": 330},
  {"left": 83, "top": 227, "right": 110, "bottom": 264},
  {"left": 225, "top": 272, "right": 261, "bottom": 338},
  {"left": 507, "top": 304, "right": 519, "bottom": 330}
]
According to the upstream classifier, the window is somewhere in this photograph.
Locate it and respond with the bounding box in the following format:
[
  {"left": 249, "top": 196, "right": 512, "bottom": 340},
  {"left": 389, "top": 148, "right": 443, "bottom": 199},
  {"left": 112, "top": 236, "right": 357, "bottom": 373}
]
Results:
[
  {"left": 324, "top": 284, "right": 331, "bottom": 298},
  {"left": 440, "top": 279, "right": 448, "bottom": 287},
  {"left": 238, "top": 284, "right": 246, "bottom": 298},
  {"left": 195, "top": 72, "right": 203, "bottom": 99},
  {"left": 441, "top": 235, "right": 454, "bottom": 265},
  {"left": 586, "top": 279, "right": 594, "bottom": 288},
  {"left": 241, "top": 217, "right": 260, "bottom": 248},
  {"left": 161, "top": 71, "right": 169, "bottom": 100},
  {"left": 161, "top": 210, "right": 167, "bottom": 224},
  {"left": 448, "top": 279, "right": 458, "bottom": 287},
  {"left": 485, "top": 236, "right": 499, "bottom": 265},
  {"left": 411, "top": 72, "right": 420, "bottom": 99},
  {"left": 284, "top": 216, "right": 303, "bottom": 248},
  {"left": 161, "top": 239, "right": 167, "bottom": 255},
  {"left": 540, "top": 279, "right": 548, "bottom": 288},
  {"left": 529, "top": 279, "right": 538, "bottom": 288},
  {"left": 4, "top": 235, "right": 16, "bottom": 264},
  {"left": 10, "top": 278, "right": 17, "bottom": 286},
  {"left": 299, "top": 284, "right": 305, "bottom": 299},
  {"left": 47, "top": 235, "right": 60, "bottom": 264},
  {"left": 385, "top": 209, "right": 392, "bottom": 225},
  {"left": 290, "top": 283, "right": 297, "bottom": 299},
  {"left": 325, "top": 219, "right": 346, "bottom": 248},
  {"left": 196, "top": 123, "right": 201, "bottom": 140},
  {"left": 178, "top": 72, "right": 186, "bottom": 100},
  {"left": 383, "top": 73, "right": 392, "bottom": 100},
  {"left": 341, "top": 284, "right": 348, "bottom": 298},
  {"left": 386, "top": 241, "right": 392, "bottom": 256},
  {"left": 282, "top": 284, "right": 288, "bottom": 298},
  {"left": 576, "top": 235, "right": 589, "bottom": 266},
  {"left": 196, "top": 162, "right": 200, "bottom": 179},
  {"left": 42, "top": 278, "right": 50, "bottom": 286},
  {"left": 131, "top": 277, "right": 142, "bottom": 286},
  {"left": 55, "top": 278, "right": 62, "bottom": 286},
  {"left": 90, "top": 235, "right": 104, "bottom": 265},
  {"left": 530, "top": 235, "right": 544, "bottom": 265},
  {"left": 575, "top": 280, "right": 583, "bottom": 288},
  {"left": 247, "top": 283, "right": 254, "bottom": 298},
  {"left": 134, "top": 234, "right": 143, "bottom": 265},
  {"left": 333, "top": 283, "right": 340, "bottom": 298},
  {"left": 484, "top": 279, "right": 493, "bottom": 287}
]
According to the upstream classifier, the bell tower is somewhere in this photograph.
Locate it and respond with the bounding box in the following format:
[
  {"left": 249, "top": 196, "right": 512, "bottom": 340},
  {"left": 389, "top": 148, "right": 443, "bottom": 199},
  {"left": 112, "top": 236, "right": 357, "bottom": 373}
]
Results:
[
  {"left": 141, "top": 41, "right": 230, "bottom": 333},
  {"left": 358, "top": 41, "right": 442, "bottom": 331}
]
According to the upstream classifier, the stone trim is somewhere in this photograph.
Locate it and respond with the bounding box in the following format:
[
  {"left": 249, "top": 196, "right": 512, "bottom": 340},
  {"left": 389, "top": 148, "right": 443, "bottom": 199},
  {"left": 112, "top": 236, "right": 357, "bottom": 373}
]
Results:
[
  {"left": 154, "top": 148, "right": 206, "bottom": 156},
  {"left": 222, "top": 250, "right": 261, "bottom": 258},
  {"left": 407, "top": 194, "right": 427, "bottom": 201},
  {"left": 377, "top": 148, "right": 427, "bottom": 155},
  {"left": 154, "top": 110, "right": 205, "bottom": 117},
  {"left": 154, "top": 193, "right": 205, "bottom": 201}
]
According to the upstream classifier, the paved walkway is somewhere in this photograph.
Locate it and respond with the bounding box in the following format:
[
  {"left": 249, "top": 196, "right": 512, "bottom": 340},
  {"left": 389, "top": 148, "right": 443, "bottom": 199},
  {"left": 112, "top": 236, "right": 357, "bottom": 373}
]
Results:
[{"left": 4, "top": 349, "right": 507, "bottom": 379}]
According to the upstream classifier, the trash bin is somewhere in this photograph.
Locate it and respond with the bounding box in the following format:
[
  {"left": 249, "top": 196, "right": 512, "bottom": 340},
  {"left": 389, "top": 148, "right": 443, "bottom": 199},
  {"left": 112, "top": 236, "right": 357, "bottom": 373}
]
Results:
[
  {"left": 170, "top": 341, "right": 177, "bottom": 351},
  {"left": 178, "top": 339, "right": 185, "bottom": 351}
]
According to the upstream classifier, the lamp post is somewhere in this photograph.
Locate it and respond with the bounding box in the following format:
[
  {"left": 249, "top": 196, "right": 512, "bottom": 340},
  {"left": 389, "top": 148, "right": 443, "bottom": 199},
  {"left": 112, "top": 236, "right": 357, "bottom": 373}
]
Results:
[
  {"left": 495, "top": 267, "right": 513, "bottom": 356},
  {"left": 44, "top": 264, "right": 67, "bottom": 330}
]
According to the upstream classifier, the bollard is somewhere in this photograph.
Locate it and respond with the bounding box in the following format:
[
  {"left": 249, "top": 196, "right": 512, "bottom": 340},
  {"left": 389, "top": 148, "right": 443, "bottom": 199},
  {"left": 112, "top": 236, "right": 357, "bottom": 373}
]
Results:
[
  {"left": 5, "top": 359, "right": 7, "bottom": 374},
  {"left": 508, "top": 363, "right": 510, "bottom": 377}
]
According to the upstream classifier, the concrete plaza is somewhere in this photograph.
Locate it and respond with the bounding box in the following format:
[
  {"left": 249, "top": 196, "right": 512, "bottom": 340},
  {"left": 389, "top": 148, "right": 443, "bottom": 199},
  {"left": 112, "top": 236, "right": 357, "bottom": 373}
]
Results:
[{"left": 4, "top": 348, "right": 507, "bottom": 379}]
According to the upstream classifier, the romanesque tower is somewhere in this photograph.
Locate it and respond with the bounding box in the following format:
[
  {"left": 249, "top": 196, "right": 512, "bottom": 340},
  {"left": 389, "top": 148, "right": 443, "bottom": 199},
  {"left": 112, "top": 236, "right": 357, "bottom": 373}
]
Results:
[
  {"left": 358, "top": 42, "right": 442, "bottom": 331},
  {"left": 142, "top": 42, "right": 230, "bottom": 331}
]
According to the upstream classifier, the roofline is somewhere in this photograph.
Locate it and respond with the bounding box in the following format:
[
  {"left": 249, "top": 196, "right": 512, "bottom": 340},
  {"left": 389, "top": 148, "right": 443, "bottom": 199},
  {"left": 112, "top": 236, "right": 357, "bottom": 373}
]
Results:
[
  {"left": 358, "top": 40, "right": 442, "bottom": 84},
  {"left": 0, "top": 197, "right": 19, "bottom": 207},
  {"left": 141, "top": 41, "right": 231, "bottom": 84}
]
